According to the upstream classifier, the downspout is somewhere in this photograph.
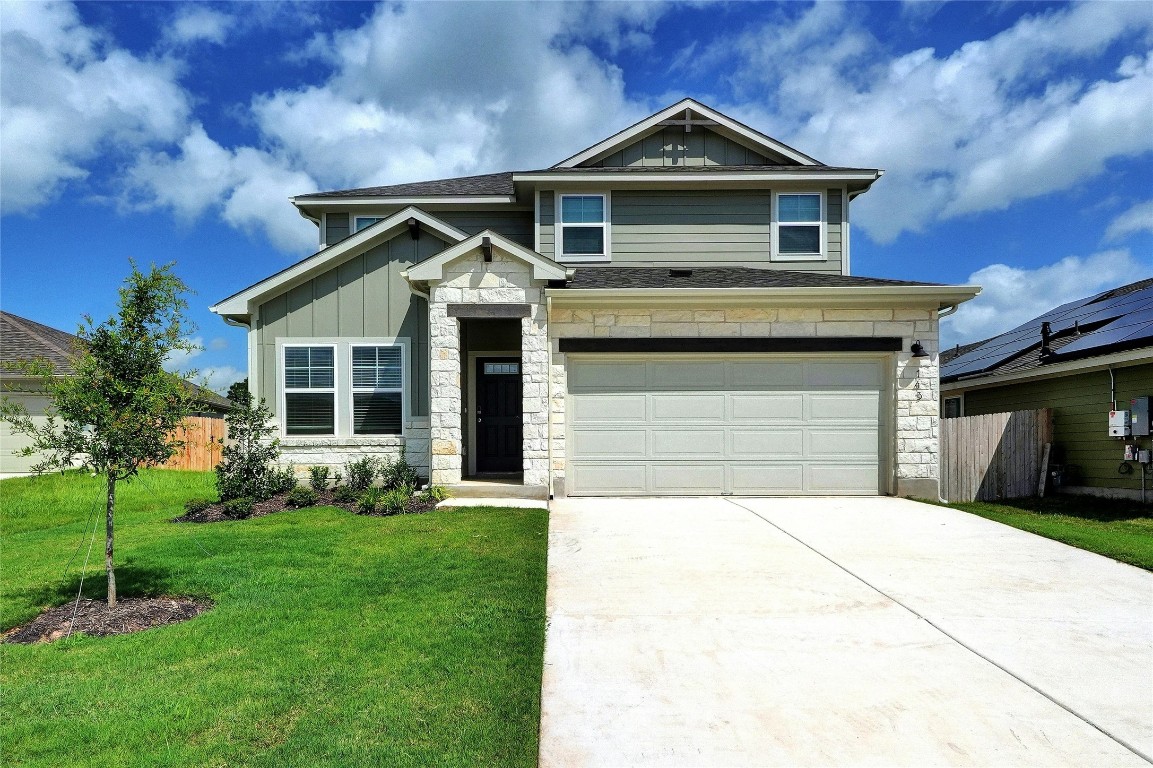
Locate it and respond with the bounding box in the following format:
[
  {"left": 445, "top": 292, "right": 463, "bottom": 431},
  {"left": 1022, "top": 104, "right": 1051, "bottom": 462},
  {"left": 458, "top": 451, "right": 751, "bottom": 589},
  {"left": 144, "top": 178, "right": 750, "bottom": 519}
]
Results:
[{"left": 937, "top": 303, "right": 960, "bottom": 318}]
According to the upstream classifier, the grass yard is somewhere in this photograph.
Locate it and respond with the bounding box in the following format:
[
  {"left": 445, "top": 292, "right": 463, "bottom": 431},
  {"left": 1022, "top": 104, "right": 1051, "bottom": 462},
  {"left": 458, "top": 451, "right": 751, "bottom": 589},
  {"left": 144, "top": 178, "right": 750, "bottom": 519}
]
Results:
[
  {"left": 1, "top": 470, "right": 548, "bottom": 767},
  {"left": 952, "top": 494, "right": 1153, "bottom": 571}
]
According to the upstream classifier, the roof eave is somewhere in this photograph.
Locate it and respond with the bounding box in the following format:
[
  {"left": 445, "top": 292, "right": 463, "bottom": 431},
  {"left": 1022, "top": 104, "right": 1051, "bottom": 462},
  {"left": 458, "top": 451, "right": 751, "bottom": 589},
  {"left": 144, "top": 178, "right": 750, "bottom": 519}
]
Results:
[{"left": 941, "top": 345, "right": 1153, "bottom": 391}]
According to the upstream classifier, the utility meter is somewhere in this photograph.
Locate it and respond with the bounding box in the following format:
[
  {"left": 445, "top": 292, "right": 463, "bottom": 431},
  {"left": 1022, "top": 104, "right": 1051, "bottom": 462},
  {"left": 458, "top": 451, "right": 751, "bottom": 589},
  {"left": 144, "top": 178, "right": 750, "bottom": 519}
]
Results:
[{"left": 1109, "top": 410, "right": 1132, "bottom": 438}]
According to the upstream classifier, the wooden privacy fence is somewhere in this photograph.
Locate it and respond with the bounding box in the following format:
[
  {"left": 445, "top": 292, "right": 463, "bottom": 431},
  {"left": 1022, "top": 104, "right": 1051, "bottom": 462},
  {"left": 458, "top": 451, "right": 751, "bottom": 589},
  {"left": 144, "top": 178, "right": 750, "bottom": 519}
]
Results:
[
  {"left": 163, "top": 415, "right": 226, "bottom": 471},
  {"left": 941, "top": 409, "right": 1053, "bottom": 502}
]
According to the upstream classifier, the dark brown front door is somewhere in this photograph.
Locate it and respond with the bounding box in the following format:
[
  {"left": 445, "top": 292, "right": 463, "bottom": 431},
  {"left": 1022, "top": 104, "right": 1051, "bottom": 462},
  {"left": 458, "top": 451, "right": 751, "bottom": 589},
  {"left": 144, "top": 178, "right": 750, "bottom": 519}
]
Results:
[{"left": 476, "top": 357, "right": 522, "bottom": 473}]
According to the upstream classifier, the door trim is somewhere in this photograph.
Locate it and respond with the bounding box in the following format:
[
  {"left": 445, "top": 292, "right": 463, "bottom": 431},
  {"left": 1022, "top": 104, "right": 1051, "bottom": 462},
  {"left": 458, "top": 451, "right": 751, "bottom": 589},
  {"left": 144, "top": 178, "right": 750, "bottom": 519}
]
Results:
[{"left": 466, "top": 350, "right": 521, "bottom": 476}]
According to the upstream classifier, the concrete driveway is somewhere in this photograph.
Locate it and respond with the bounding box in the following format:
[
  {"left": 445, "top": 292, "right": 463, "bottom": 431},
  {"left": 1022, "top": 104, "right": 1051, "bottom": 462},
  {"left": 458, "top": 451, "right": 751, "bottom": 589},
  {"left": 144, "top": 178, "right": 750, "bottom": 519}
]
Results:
[{"left": 539, "top": 497, "right": 1153, "bottom": 767}]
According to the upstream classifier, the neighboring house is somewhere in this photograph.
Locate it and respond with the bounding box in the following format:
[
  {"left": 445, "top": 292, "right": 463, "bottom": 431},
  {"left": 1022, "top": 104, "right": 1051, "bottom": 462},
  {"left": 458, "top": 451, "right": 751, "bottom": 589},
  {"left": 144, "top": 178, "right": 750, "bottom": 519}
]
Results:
[
  {"left": 210, "top": 99, "right": 979, "bottom": 499},
  {"left": 0, "top": 311, "right": 232, "bottom": 477},
  {"left": 940, "top": 279, "right": 1153, "bottom": 500}
]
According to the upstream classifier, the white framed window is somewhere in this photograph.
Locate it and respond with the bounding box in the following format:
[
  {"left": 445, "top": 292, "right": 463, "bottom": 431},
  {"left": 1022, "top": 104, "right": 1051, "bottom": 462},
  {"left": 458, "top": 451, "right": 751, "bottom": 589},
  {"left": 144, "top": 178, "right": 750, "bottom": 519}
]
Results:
[
  {"left": 354, "top": 216, "right": 385, "bottom": 233},
  {"left": 772, "top": 191, "right": 825, "bottom": 261},
  {"left": 283, "top": 345, "right": 336, "bottom": 436},
  {"left": 279, "top": 339, "right": 408, "bottom": 438},
  {"left": 558, "top": 193, "right": 609, "bottom": 261},
  {"left": 351, "top": 345, "right": 404, "bottom": 435}
]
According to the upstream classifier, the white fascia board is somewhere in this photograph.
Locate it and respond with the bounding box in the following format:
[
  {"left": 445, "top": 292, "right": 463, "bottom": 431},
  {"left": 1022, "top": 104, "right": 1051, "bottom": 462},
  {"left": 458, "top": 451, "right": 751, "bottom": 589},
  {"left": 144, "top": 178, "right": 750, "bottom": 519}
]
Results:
[
  {"left": 554, "top": 98, "right": 820, "bottom": 168},
  {"left": 546, "top": 285, "right": 981, "bottom": 309},
  {"left": 211, "top": 207, "right": 468, "bottom": 316},
  {"left": 515, "top": 170, "right": 881, "bottom": 185},
  {"left": 405, "top": 230, "right": 567, "bottom": 282},
  {"left": 940, "top": 347, "right": 1153, "bottom": 393},
  {"left": 291, "top": 196, "right": 516, "bottom": 208}
]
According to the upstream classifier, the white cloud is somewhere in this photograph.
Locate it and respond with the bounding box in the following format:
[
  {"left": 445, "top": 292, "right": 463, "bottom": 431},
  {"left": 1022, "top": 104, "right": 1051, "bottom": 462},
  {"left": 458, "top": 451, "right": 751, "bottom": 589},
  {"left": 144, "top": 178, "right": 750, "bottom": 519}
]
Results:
[
  {"left": 164, "top": 336, "right": 204, "bottom": 373},
  {"left": 198, "top": 365, "right": 245, "bottom": 394},
  {"left": 940, "top": 249, "right": 1151, "bottom": 346},
  {"left": 705, "top": 1, "right": 1153, "bottom": 243},
  {"left": 0, "top": 2, "right": 191, "bottom": 212},
  {"left": 163, "top": 7, "right": 231, "bottom": 47},
  {"left": 209, "top": 337, "right": 229, "bottom": 351},
  {"left": 1106, "top": 200, "right": 1153, "bottom": 241}
]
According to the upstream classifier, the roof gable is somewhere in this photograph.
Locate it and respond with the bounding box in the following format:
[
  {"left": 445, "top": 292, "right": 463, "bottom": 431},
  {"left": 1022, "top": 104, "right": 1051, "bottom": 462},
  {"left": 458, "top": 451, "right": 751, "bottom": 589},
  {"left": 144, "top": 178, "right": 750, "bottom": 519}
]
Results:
[
  {"left": 404, "top": 231, "right": 567, "bottom": 283},
  {"left": 554, "top": 98, "right": 821, "bottom": 168},
  {"left": 211, "top": 207, "right": 468, "bottom": 317}
]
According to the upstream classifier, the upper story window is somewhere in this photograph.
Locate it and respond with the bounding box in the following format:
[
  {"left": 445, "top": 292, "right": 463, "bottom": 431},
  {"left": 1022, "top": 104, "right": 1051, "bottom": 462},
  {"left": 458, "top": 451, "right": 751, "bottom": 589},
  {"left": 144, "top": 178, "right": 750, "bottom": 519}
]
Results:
[
  {"left": 772, "top": 191, "right": 825, "bottom": 261},
  {"left": 284, "top": 345, "right": 336, "bottom": 436},
  {"left": 354, "top": 216, "right": 385, "bottom": 232},
  {"left": 559, "top": 194, "right": 608, "bottom": 261}
]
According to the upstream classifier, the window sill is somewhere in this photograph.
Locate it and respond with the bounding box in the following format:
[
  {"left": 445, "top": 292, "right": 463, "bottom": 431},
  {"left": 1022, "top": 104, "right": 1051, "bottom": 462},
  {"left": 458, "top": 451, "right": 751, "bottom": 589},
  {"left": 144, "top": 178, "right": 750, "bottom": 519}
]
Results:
[
  {"left": 281, "top": 436, "right": 406, "bottom": 447},
  {"left": 770, "top": 253, "right": 827, "bottom": 262},
  {"left": 559, "top": 254, "right": 611, "bottom": 264}
]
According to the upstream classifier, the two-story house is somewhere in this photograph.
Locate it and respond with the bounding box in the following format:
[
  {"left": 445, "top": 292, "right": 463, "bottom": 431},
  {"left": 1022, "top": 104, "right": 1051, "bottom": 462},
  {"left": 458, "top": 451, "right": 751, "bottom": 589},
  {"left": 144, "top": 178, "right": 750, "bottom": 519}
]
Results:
[{"left": 211, "top": 99, "right": 979, "bottom": 500}]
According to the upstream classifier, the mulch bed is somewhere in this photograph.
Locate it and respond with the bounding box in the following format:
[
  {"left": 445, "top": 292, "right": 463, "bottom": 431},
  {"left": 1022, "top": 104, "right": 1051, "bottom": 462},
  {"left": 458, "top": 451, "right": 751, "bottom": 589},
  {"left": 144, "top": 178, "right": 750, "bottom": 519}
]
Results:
[
  {"left": 3, "top": 596, "right": 212, "bottom": 645},
  {"left": 173, "top": 488, "right": 438, "bottom": 524}
]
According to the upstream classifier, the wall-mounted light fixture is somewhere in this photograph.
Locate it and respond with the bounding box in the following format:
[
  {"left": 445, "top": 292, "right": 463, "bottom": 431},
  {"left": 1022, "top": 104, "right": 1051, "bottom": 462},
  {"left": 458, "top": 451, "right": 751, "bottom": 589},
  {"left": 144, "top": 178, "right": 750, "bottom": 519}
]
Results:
[{"left": 910, "top": 340, "right": 929, "bottom": 358}]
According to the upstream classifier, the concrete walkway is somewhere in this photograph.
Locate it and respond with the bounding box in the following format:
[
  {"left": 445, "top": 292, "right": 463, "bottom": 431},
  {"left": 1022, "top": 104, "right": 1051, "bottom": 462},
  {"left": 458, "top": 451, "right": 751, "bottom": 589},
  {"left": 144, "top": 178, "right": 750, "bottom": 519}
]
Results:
[{"left": 539, "top": 497, "right": 1153, "bottom": 767}]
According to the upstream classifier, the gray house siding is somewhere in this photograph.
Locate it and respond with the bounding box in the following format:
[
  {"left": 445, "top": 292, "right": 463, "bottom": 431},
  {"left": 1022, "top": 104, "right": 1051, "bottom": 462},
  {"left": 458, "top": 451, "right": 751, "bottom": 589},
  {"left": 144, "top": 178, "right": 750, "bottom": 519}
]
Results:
[
  {"left": 435, "top": 210, "right": 533, "bottom": 247},
  {"left": 538, "top": 188, "right": 842, "bottom": 273},
  {"left": 593, "top": 127, "right": 771, "bottom": 167},
  {"left": 256, "top": 232, "right": 447, "bottom": 418},
  {"left": 324, "top": 212, "right": 350, "bottom": 246}
]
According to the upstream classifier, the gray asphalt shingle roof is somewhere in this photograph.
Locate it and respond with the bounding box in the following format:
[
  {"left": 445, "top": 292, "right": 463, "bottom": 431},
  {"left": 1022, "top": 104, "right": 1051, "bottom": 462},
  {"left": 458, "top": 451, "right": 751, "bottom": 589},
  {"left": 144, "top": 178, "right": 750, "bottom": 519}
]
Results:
[
  {"left": 562, "top": 267, "right": 939, "bottom": 290},
  {"left": 1, "top": 311, "right": 80, "bottom": 374}
]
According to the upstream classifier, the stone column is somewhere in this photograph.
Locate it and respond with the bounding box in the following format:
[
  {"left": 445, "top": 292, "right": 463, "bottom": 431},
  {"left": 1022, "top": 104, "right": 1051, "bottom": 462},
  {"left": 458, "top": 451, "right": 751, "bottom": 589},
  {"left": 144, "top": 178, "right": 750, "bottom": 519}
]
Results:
[
  {"left": 428, "top": 295, "right": 462, "bottom": 484},
  {"left": 522, "top": 305, "right": 550, "bottom": 487}
]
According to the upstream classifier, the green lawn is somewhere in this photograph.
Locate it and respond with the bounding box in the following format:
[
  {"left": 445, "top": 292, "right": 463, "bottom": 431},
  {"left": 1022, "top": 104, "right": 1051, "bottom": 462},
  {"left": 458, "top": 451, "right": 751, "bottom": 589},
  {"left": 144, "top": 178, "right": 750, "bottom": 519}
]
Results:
[
  {"left": 952, "top": 494, "right": 1153, "bottom": 571},
  {"left": 1, "top": 470, "right": 548, "bottom": 767}
]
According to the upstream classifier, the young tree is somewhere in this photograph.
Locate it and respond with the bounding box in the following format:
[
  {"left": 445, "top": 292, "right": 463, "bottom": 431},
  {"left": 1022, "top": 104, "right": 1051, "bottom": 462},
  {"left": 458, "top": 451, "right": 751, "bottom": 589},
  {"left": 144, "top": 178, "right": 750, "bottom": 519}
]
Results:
[
  {"left": 0, "top": 262, "right": 198, "bottom": 607},
  {"left": 225, "top": 378, "right": 249, "bottom": 405}
]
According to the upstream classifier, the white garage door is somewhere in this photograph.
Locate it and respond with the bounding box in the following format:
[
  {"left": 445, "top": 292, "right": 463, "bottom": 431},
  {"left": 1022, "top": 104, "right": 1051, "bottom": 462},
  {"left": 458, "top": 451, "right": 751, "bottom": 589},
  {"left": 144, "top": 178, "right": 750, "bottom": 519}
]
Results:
[{"left": 567, "top": 355, "right": 885, "bottom": 496}]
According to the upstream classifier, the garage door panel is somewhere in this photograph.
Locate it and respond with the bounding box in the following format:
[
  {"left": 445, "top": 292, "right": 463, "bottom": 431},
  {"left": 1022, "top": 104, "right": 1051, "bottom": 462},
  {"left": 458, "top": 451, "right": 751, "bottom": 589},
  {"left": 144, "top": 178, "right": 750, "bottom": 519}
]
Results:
[
  {"left": 806, "top": 464, "right": 880, "bottom": 493},
  {"left": 652, "top": 394, "right": 724, "bottom": 421},
  {"left": 570, "top": 362, "right": 647, "bottom": 390},
  {"left": 650, "top": 361, "right": 725, "bottom": 389},
  {"left": 730, "top": 464, "right": 806, "bottom": 493},
  {"left": 571, "top": 464, "right": 648, "bottom": 495},
  {"left": 808, "top": 429, "right": 880, "bottom": 458},
  {"left": 730, "top": 394, "right": 804, "bottom": 421},
  {"left": 730, "top": 361, "right": 804, "bottom": 387},
  {"left": 571, "top": 428, "right": 648, "bottom": 458},
  {"left": 651, "top": 429, "right": 726, "bottom": 457},
  {"left": 651, "top": 464, "right": 726, "bottom": 493},
  {"left": 808, "top": 392, "right": 880, "bottom": 421},
  {"left": 807, "top": 361, "right": 884, "bottom": 388},
  {"left": 730, "top": 429, "right": 804, "bottom": 457},
  {"left": 572, "top": 394, "right": 647, "bottom": 421}
]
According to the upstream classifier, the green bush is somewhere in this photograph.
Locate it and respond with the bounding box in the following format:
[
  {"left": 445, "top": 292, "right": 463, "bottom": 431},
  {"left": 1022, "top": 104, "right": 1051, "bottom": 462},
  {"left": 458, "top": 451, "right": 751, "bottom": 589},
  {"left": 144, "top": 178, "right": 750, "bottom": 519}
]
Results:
[
  {"left": 215, "top": 395, "right": 285, "bottom": 501},
  {"left": 183, "top": 498, "right": 213, "bottom": 514},
  {"left": 380, "top": 447, "right": 421, "bottom": 491},
  {"left": 333, "top": 484, "right": 358, "bottom": 504},
  {"left": 344, "top": 457, "right": 379, "bottom": 493},
  {"left": 380, "top": 484, "right": 414, "bottom": 516},
  {"left": 270, "top": 466, "right": 297, "bottom": 495},
  {"left": 356, "top": 487, "right": 385, "bottom": 515},
  {"left": 286, "top": 486, "right": 319, "bottom": 508},
  {"left": 418, "top": 485, "right": 450, "bottom": 504},
  {"left": 220, "top": 497, "right": 254, "bottom": 518},
  {"left": 308, "top": 465, "right": 330, "bottom": 492}
]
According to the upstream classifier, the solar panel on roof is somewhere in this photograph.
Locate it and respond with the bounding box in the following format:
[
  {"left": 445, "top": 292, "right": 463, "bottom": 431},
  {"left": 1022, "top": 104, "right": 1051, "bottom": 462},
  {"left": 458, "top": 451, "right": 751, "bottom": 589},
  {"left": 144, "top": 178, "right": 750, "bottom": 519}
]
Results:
[{"left": 1057, "top": 307, "right": 1153, "bottom": 356}]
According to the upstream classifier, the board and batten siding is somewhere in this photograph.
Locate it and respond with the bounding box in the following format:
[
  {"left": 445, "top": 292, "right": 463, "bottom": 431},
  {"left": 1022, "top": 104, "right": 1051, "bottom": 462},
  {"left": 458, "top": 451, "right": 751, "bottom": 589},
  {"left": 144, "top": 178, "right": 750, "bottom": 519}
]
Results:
[
  {"left": 592, "top": 126, "right": 771, "bottom": 167},
  {"left": 256, "top": 232, "right": 448, "bottom": 418},
  {"left": 959, "top": 361, "right": 1153, "bottom": 493},
  {"left": 539, "top": 189, "right": 842, "bottom": 273},
  {"left": 323, "top": 210, "right": 532, "bottom": 249}
]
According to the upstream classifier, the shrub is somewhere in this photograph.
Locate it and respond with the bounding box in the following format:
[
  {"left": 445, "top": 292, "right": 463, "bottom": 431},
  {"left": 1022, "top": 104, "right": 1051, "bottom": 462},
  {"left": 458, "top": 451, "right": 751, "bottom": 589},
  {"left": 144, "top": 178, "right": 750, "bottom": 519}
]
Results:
[
  {"left": 418, "top": 485, "right": 450, "bottom": 504},
  {"left": 380, "top": 484, "right": 414, "bottom": 516},
  {"left": 183, "top": 498, "right": 213, "bottom": 514},
  {"left": 356, "top": 487, "right": 385, "bottom": 515},
  {"left": 220, "top": 497, "right": 254, "bottom": 518},
  {"left": 333, "top": 484, "right": 358, "bottom": 504},
  {"left": 308, "top": 465, "right": 330, "bottom": 492},
  {"left": 270, "top": 466, "right": 298, "bottom": 495},
  {"left": 344, "top": 457, "right": 379, "bottom": 493},
  {"left": 215, "top": 396, "right": 284, "bottom": 501},
  {"left": 380, "top": 446, "right": 421, "bottom": 491},
  {"left": 286, "top": 486, "right": 319, "bottom": 508}
]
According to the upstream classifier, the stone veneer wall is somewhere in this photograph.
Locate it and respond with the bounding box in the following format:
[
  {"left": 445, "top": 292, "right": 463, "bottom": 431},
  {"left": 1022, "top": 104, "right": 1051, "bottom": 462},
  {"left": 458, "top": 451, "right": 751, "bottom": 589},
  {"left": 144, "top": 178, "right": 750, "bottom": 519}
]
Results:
[
  {"left": 428, "top": 250, "right": 550, "bottom": 486},
  {"left": 279, "top": 418, "right": 431, "bottom": 479},
  {"left": 547, "top": 305, "right": 941, "bottom": 498}
]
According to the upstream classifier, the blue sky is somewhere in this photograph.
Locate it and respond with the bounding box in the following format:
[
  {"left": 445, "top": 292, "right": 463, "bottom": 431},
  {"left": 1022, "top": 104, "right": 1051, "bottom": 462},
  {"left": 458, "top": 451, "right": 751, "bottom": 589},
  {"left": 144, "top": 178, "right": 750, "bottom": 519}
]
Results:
[{"left": 2, "top": 0, "right": 1151, "bottom": 391}]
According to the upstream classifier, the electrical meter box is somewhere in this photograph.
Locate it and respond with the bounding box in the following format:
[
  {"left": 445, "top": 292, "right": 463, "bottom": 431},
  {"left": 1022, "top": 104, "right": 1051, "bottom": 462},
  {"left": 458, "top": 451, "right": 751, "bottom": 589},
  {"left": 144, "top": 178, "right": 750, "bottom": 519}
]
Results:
[
  {"left": 1110, "top": 410, "right": 1132, "bottom": 437},
  {"left": 1131, "top": 396, "right": 1151, "bottom": 437}
]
